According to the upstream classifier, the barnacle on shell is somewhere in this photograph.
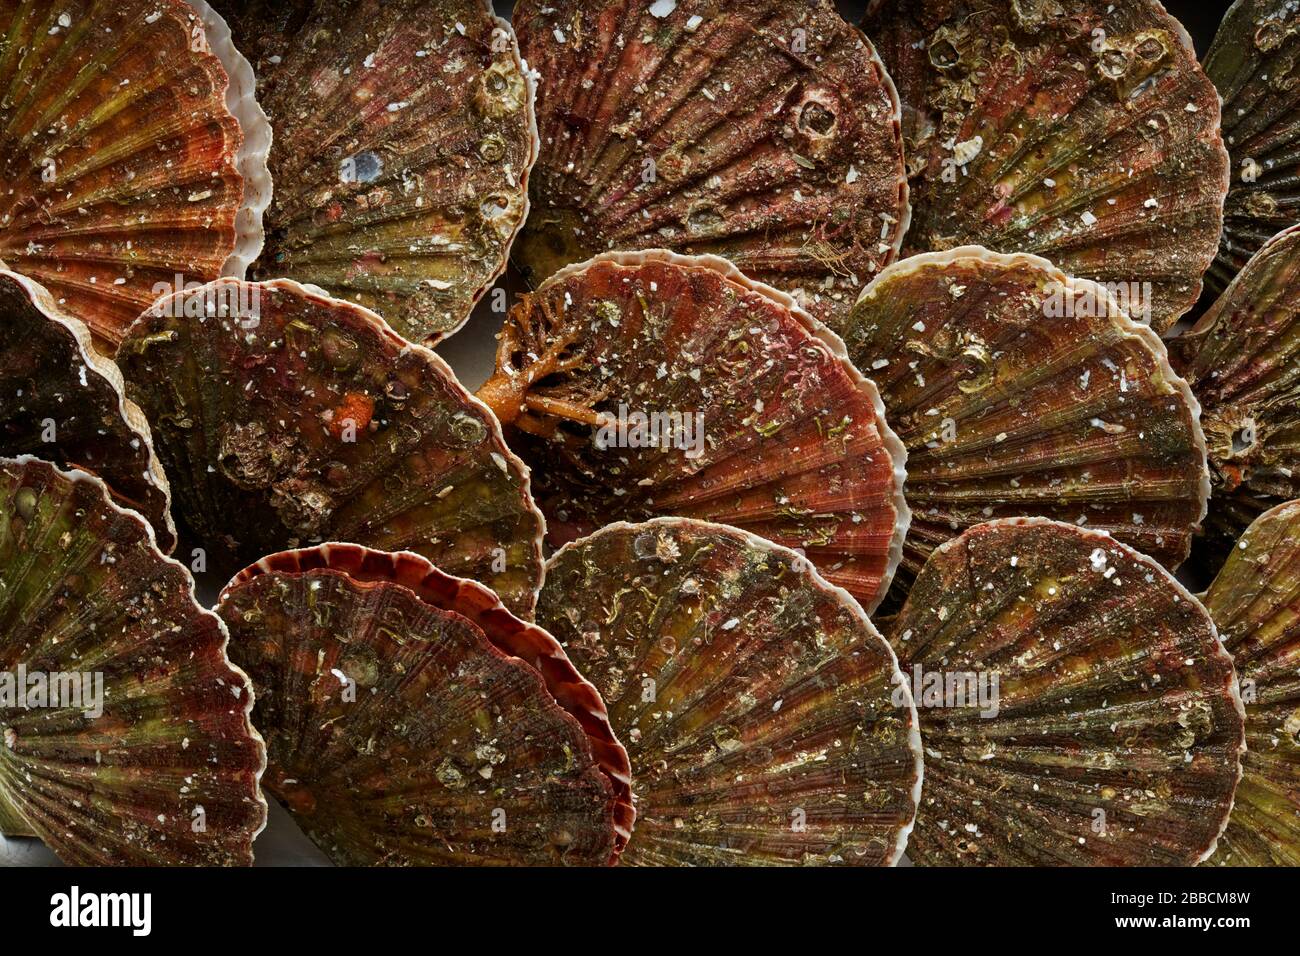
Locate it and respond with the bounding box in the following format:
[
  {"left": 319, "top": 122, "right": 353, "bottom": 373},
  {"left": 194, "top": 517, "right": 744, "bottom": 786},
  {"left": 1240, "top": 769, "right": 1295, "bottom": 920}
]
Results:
[
  {"left": 1202, "top": 500, "right": 1300, "bottom": 866},
  {"left": 1203, "top": 0, "right": 1300, "bottom": 292},
  {"left": 0, "top": 270, "right": 174, "bottom": 552},
  {"left": 477, "top": 250, "right": 910, "bottom": 613},
  {"left": 218, "top": 543, "right": 631, "bottom": 865},
  {"left": 889, "top": 518, "right": 1244, "bottom": 866},
  {"left": 0, "top": 0, "right": 261, "bottom": 353},
  {"left": 1171, "top": 223, "right": 1300, "bottom": 558},
  {"left": 834, "top": 246, "right": 1209, "bottom": 605},
  {"left": 513, "top": 0, "right": 910, "bottom": 326},
  {"left": 864, "top": 0, "right": 1229, "bottom": 332},
  {"left": 117, "top": 277, "right": 545, "bottom": 617},
  {"left": 0, "top": 457, "right": 266, "bottom": 865},
  {"left": 209, "top": 0, "right": 539, "bottom": 344},
  {"left": 537, "top": 518, "right": 922, "bottom": 866}
]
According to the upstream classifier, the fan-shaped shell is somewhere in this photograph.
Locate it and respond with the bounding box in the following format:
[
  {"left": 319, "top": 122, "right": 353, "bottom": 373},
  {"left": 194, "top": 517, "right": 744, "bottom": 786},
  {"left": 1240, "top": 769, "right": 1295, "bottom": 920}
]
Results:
[
  {"left": 0, "top": 456, "right": 266, "bottom": 865},
  {"left": 863, "top": 0, "right": 1229, "bottom": 333},
  {"left": 1203, "top": 0, "right": 1300, "bottom": 293},
  {"left": 0, "top": 0, "right": 259, "bottom": 352},
  {"left": 1170, "top": 223, "right": 1300, "bottom": 555},
  {"left": 537, "top": 518, "right": 922, "bottom": 866},
  {"left": 477, "top": 250, "right": 910, "bottom": 614},
  {"left": 512, "top": 0, "right": 909, "bottom": 326},
  {"left": 217, "top": 543, "right": 629, "bottom": 866},
  {"left": 836, "top": 246, "right": 1209, "bottom": 603},
  {"left": 209, "top": 0, "right": 538, "bottom": 345},
  {"left": 117, "top": 277, "right": 545, "bottom": 617},
  {"left": 1201, "top": 500, "right": 1300, "bottom": 866},
  {"left": 0, "top": 270, "right": 175, "bottom": 552},
  {"left": 888, "top": 517, "right": 1244, "bottom": 866}
]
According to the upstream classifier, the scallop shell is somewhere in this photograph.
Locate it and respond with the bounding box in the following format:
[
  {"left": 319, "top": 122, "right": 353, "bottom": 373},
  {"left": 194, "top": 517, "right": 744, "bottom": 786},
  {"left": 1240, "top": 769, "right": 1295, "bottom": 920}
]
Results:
[
  {"left": 208, "top": 0, "right": 538, "bottom": 345},
  {"left": 1201, "top": 500, "right": 1300, "bottom": 866},
  {"left": 863, "top": 0, "right": 1229, "bottom": 333},
  {"left": 477, "top": 250, "right": 910, "bottom": 614},
  {"left": 0, "top": 456, "right": 266, "bottom": 865},
  {"left": 0, "top": 0, "right": 258, "bottom": 352},
  {"left": 1203, "top": 0, "right": 1300, "bottom": 293},
  {"left": 836, "top": 247, "right": 1209, "bottom": 603},
  {"left": 1170, "top": 224, "right": 1300, "bottom": 555},
  {"left": 117, "top": 277, "right": 545, "bottom": 617},
  {"left": 0, "top": 270, "right": 175, "bottom": 552},
  {"left": 512, "top": 0, "right": 909, "bottom": 326},
  {"left": 888, "top": 517, "right": 1244, "bottom": 866},
  {"left": 217, "top": 543, "right": 630, "bottom": 866},
  {"left": 537, "top": 518, "right": 923, "bottom": 866}
]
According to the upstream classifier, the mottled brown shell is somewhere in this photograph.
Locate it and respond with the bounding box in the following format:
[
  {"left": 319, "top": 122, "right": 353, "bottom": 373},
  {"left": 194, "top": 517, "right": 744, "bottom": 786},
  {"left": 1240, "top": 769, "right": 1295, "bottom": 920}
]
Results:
[
  {"left": 0, "top": 457, "right": 266, "bottom": 865},
  {"left": 218, "top": 544, "right": 625, "bottom": 866},
  {"left": 0, "top": 270, "right": 175, "bottom": 552},
  {"left": 211, "top": 0, "right": 538, "bottom": 344},
  {"left": 117, "top": 278, "right": 545, "bottom": 617},
  {"left": 0, "top": 0, "right": 253, "bottom": 352},
  {"left": 865, "top": 0, "right": 1229, "bottom": 332},
  {"left": 513, "top": 0, "right": 909, "bottom": 326},
  {"left": 1202, "top": 500, "right": 1300, "bottom": 866},
  {"left": 538, "top": 518, "right": 922, "bottom": 866},
  {"left": 835, "top": 246, "right": 1209, "bottom": 606},
  {"left": 1203, "top": 0, "right": 1300, "bottom": 293},
  {"left": 478, "top": 250, "right": 910, "bottom": 613},
  {"left": 889, "top": 518, "right": 1244, "bottom": 866},
  {"left": 1171, "top": 223, "right": 1300, "bottom": 557}
]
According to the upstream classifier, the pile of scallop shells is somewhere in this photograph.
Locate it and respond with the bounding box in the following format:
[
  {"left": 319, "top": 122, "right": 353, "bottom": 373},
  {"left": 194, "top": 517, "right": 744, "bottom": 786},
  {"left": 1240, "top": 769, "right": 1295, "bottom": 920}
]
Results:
[{"left": 0, "top": 0, "right": 1296, "bottom": 867}]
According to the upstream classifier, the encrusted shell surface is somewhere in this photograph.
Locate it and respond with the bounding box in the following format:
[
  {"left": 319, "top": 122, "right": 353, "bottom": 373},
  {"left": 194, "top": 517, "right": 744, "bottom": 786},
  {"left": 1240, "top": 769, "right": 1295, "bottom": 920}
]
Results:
[
  {"left": 0, "top": 270, "right": 175, "bottom": 552},
  {"left": 889, "top": 518, "right": 1244, "bottom": 866},
  {"left": 477, "top": 250, "right": 910, "bottom": 614},
  {"left": 0, "top": 0, "right": 254, "bottom": 352},
  {"left": 1170, "top": 224, "right": 1300, "bottom": 556},
  {"left": 1203, "top": 0, "right": 1300, "bottom": 293},
  {"left": 218, "top": 543, "right": 628, "bottom": 866},
  {"left": 537, "top": 518, "right": 922, "bottom": 867},
  {"left": 864, "top": 0, "right": 1229, "bottom": 333},
  {"left": 512, "top": 0, "right": 909, "bottom": 326},
  {"left": 1202, "top": 500, "right": 1300, "bottom": 866},
  {"left": 210, "top": 0, "right": 538, "bottom": 344},
  {"left": 117, "top": 278, "right": 545, "bottom": 617},
  {"left": 836, "top": 247, "right": 1209, "bottom": 603},
  {"left": 0, "top": 457, "right": 266, "bottom": 865}
]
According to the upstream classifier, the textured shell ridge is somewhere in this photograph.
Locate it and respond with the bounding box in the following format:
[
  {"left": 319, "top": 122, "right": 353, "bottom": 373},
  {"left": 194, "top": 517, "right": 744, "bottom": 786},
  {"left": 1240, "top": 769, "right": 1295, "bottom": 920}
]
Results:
[{"left": 187, "top": 0, "right": 274, "bottom": 279}]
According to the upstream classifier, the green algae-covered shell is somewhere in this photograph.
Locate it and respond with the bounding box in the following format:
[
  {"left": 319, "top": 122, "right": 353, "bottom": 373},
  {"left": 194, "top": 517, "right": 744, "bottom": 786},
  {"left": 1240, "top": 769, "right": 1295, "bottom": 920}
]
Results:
[
  {"left": 1202, "top": 500, "right": 1300, "bottom": 866},
  {"left": 218, "top": 543, "right": 630, "bottom": 866},
  {"left": 889, "top": 517, "right": 1244, "bottom": 866},
  {"left": 1170, "top": 224, "right": 1300, "bottom": 557},
  {"left": 210, "top": 0, "right": 538, "bottom": 345},
  {"left": 1203, "top": 0, "right": 1300, "bottom": 293},
  {"left": 537, "top": 518, "right": 923, "bottom": 866},
  {"left": 836, "top": 246, "right": 1209, "bottom": 605},
  {"left": 0, "top": 270, "right": 175, "bottom": 552},
  {"left": 117, "top": 277, "right": 545, "bottom": 617},
  {"left": 512, "top": 0, "right": 909, "bottom": 327},
  {"left": 864, "top": 0, "right": 1229, "bottom": 333},
  {"left": 0, "top": 0, "right": 256, "bottom": 353},
  {"left": 477, "top": 250, "right": 910, "bottom": 614},
  {"left": 0, "top": 456, "right": 266, "bottom": 865}
]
